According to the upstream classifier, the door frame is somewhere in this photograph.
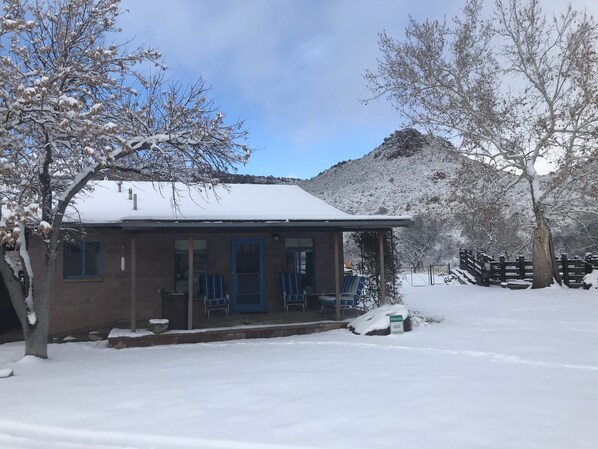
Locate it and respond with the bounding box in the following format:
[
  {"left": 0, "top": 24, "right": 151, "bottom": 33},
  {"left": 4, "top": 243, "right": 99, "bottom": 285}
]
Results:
[{"left": 230, "top": 238, "right": 266, "bottom": 313}]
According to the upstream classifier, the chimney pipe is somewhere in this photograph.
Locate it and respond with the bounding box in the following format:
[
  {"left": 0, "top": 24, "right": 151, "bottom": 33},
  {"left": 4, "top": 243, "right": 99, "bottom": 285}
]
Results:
[
  {"left": 133, "top": 193, "right": 137, "bottom": 211},
  {"left": 128, "top": 188, "right": 132, "bottom": 200}
]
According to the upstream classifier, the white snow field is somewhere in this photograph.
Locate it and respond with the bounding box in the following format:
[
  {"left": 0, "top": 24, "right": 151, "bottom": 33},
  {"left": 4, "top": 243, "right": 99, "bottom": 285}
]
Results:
[{"left": 0, "top": 283, "right": 597, "bottom": 449}]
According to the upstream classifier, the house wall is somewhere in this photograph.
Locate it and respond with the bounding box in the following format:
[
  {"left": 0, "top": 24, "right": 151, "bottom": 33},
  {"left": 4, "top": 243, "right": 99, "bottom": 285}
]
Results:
[
  {"left": 0, "top": 273, "right": 20, "bottom": 332},
  {"left": 29, "top": 228, "right": 343, "bottom": 335}
]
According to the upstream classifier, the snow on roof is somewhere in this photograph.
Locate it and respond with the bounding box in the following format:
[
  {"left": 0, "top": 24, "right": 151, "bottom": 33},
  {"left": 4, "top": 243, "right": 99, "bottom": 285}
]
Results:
[{"left": 64, "top": 181, "right": 411, "bottom": 226}]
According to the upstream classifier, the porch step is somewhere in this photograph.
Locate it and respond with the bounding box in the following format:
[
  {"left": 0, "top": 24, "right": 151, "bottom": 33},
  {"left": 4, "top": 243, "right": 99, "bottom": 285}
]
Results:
[
  {"left": 450, "top": 268, "right": 477, "bottom": 285},
  {"left": 108, "top": 321, "right": 347, "bottom": 349}
]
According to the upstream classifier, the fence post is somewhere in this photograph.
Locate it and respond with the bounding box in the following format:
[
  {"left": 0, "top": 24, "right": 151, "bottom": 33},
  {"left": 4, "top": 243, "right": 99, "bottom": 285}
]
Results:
[
  {"left": 518, "top": 256, "right": 526, "bottom": 280},
  {"left": 481, "top": 255, "right": 490, "bottom": 287},
  {"left": 499, "top": 256, "right": 506, "bottom": 283},
  {"left": 459, "top": 249, "right": 466, "bottom": 269},
  {"left": 429, "top": 265, "right": 433, "bottom": 285},
  {"left": 585, "top": 253, "right": 594, "bottom": 274},
  {"left": 561, "top": 254, "right": 569, "bottom": 287}
]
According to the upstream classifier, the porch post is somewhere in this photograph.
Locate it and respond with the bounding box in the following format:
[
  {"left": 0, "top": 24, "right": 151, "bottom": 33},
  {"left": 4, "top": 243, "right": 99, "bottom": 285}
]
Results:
[
  {"left": 379, "top": 232, "right": 386, "bottom": 305},
  {"left": 187, "top": 238, "right": 193, "bottom": 330},
  {"left": 130, "top": 238, "right": 136, "bottom": 332},
  {"left": 334, "top": 233, "right": 341, "bottom": 321}
]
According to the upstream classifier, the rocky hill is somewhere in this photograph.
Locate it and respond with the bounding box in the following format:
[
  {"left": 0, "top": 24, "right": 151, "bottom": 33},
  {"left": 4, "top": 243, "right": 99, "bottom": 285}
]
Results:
[
  {"left": 297, "top": 128, "right": 539, "bottom": 263},
  {"left": 300, "top": 128, "right": 530, "bottom": 218}
]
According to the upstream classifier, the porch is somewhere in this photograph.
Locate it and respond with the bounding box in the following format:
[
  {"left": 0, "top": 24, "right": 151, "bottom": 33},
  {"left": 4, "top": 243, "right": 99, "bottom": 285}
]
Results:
[{"left": 126, "top": 229, "right": 403, "bottom": 334}]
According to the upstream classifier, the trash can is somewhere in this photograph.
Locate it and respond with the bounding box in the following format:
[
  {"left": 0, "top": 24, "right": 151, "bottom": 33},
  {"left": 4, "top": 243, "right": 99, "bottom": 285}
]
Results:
[{"left": 161, "top": 291, "right": 188, "bottom": 330}]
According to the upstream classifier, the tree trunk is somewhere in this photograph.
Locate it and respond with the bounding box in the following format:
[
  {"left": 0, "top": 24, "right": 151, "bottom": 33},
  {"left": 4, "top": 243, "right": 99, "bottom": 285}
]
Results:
[
  {"left": 531, "top": 210, "right": 562, "bottom": 289},
  {"left": 10, "top": 276, "right": 51, "bottom": 359},
  {"left": 23, "top": 314, "right": 49, "bottom": 358},
  {"left": 1, "top": 243, "right": 55, "bottom": 359},
  {"left": 23, "top": 254, "right": 55, "bottom": 359}
]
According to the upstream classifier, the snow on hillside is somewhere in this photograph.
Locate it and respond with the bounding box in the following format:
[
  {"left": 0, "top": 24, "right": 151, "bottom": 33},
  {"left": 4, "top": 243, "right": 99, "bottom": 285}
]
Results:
[
  {"left": 0, "top": 283, "right": 596, "bottom": 449},
  {"left": 301, "top": 128, "right": 530, "bottom": 219},
  {"left": 299, "top": 128, "right": 539, "bottom": 263}
]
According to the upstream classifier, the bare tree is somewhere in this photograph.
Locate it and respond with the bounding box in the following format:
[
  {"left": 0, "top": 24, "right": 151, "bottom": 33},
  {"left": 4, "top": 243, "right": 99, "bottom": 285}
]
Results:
[
  {"left": 394, "top": 214, "right": 453, "bottom": 268},
  {"left": 365, "top": 0, "right": 598, "bottom": 288},
  {"left": 551, "top": 214, "right": 598, "bottom": 256},
  {"left": 0, "top": 0, "right": 250, "bottom": 358},
  {"left": 452, "top": 161, "right": 531, "bottom": 257}
]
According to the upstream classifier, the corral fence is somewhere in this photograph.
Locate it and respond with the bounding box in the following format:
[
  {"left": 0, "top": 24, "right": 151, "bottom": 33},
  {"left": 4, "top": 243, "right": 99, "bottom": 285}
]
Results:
[
  {"left": 401, "top": 264, "right": 452, "bottom": 286},
  {"left": 459, "top": 249, "right": 598, "bottom": 288}
]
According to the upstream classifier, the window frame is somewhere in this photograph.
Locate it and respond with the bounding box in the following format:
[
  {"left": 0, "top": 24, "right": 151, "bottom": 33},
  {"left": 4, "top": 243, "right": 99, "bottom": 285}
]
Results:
[
  {"left": 285, "top": 237, "right": 315, "bottom": 293},
  {"left": 63, "top": 240, "right": 103, "bottom": 280},
  {"left": 173, "top": 239, "right": 208, "bottom": 296}
]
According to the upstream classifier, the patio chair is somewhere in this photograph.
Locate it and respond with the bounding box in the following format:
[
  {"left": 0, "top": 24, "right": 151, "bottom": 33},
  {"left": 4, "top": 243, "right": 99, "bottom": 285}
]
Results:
[
  {"left": 318, "top": 275, "right": 366, "bottom": 316},
  {"left": 280, "top": 272, "right": 307, "bottom": 312},
  {"left": 203, "top": 274, "right": 229, "bottom": 318}
]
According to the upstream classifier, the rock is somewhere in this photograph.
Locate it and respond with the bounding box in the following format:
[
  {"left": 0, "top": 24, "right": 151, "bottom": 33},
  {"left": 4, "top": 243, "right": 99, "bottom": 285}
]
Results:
[
  {"left": 374, "top": 128, "right": 452, "bottom": 160},
  {"left": 0, "top": 369, "right": 14, "bottom": 378},
  {"left": 350, "top": 316, "right": 412, "bottom": 336},
  {"left": 149, "top": 319, "right": 169, "bottom": 334},
  {"left": 88, "top": 331, "right": 105, "bottom": 341},
  {"left": 361, "top": 316, "right": 413, "bottom": 335},
  {"left": 582, "top": 271, "right": 598, "bottom": 290},
  {"left": 501, "top": 280, "right": 531, "bottom": 290}
]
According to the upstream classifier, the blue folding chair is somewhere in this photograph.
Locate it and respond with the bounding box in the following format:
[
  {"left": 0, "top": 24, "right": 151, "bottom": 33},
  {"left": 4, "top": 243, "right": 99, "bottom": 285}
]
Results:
[
  {"left": 203, "top": 275, "right": 229, "bottom": 317},
  {"left": 318, "top": 275, "right": 366, "bottom": 315},
  {"left": 280, "top": 272, "right": 307, "bottom": 312}
]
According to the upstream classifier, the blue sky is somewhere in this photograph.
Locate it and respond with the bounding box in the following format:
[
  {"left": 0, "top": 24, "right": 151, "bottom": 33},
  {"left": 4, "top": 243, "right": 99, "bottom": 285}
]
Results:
[{"left": 119, "top": 0, "right": 597, "bottom": 179}]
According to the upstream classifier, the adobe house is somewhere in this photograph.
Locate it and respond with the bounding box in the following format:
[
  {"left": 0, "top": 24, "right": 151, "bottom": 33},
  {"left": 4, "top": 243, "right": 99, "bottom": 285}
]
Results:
[{"left": 25, "top": 181, "right": 411, "bottom": 335}]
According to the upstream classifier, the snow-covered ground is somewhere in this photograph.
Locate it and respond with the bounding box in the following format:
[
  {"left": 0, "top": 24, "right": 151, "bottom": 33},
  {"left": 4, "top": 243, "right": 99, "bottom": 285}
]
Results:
[{"left": 0, "top": 283, "right": 597, "bottom": 449}]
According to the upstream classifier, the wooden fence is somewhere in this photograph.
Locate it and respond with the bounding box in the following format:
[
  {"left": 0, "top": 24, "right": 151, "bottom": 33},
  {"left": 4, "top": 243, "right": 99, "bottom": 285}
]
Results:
[{"left": 459, "top": 249, "right": 598, "bottom": 288}]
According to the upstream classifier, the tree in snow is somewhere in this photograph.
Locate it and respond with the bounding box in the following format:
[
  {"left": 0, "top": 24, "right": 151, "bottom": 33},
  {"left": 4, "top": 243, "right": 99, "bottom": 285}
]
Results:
[
  {"left": 452, "top": 161, "right": 531, "bottom": 258},
  {"left": 394, "top": 214, "right": 455, "bottom": 268},
  {"left": 551, "top": 215, "right": 598, "bottom": 257},
  {"left": 0, "top": 0, "right": 250, "bottom": 358},
  {"left": 365, "top": 0, "right": 598, "bottom": 288}
]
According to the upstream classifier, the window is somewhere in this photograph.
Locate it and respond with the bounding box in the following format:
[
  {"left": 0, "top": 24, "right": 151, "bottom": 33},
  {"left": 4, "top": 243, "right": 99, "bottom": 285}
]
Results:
[
  {"left": 174, "top": 239, "right": 208, "bottom": 296},
  {"left": 63, "top": 241, "right": 103, "bottom": 279},
  {"left": 285, "top": 238, "right": 315, "bottom": 292}
]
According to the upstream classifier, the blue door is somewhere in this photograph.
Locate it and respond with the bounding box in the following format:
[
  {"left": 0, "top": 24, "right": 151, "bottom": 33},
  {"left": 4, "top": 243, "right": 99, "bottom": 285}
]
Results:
[{"left": 231, "top": 239, "right": 265, "bottom": 313}]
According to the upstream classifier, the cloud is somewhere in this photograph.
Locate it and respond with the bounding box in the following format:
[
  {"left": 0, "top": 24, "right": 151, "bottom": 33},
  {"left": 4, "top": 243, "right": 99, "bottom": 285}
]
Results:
[
  {"left": 118, "top": 0, "right": 598, "bottom": 177},
  {"left": 118, "top": 0, "right": 432, "bottom": 153}
]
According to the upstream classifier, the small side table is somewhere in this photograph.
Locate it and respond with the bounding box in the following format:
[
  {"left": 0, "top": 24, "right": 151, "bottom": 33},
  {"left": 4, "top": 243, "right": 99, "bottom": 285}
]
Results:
[{"left": 307, "top": 293, "right": 325, "bottom": 311}]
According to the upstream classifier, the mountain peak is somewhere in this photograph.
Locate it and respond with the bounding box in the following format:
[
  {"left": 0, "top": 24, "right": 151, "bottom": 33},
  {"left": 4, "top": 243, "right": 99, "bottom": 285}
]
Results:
[
  {"left": 300, "top": 126, "right": 528, "bottom": 218},
  {"left": 373, "top": 128, "right": 428, "bottom": 159},
  {"left": 372, "top": 128, "right": 453, "bottom": 160}
]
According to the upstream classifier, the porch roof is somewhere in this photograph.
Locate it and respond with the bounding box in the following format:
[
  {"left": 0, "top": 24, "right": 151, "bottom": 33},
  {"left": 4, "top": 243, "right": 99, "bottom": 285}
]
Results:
[{"left": 65, "top": 181, "right": 412, "bottom": 231}]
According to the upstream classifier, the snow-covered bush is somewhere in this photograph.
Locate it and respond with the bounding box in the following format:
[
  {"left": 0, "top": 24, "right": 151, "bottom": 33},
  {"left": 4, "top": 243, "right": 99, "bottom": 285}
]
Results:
[
  {"left": 349, "top": 304, "right": 410, "bottom": 335},
  {"left": 583, "top": 271, "right": 598, "bottom": 290}
]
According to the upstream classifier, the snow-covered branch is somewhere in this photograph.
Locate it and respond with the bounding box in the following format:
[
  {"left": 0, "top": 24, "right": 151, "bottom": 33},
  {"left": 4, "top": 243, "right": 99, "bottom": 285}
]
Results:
[{"left": 0, "top": 0, "right": 252, "bottom": 358}]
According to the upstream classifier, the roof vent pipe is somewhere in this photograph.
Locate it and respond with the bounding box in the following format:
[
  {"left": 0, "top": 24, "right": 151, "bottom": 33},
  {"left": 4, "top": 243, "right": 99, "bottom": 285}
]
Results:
[
  {"left": 117, "top": 181, "right": 122, "bottom": 193},
  {"left": 133, "top": 193, "right": 137, "bottom": 211},
  {"left": 128, "top": 188, "right": 132, "bottom": 200}
]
